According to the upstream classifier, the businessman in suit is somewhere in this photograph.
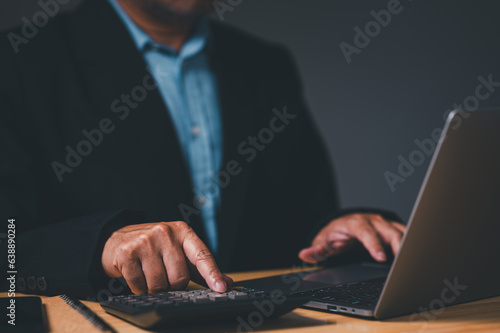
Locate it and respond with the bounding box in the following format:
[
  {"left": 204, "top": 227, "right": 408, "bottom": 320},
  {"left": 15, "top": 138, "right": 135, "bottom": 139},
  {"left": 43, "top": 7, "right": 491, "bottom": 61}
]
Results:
[{"left": 1, "top": 0, "right": 405, "bottom": 297}]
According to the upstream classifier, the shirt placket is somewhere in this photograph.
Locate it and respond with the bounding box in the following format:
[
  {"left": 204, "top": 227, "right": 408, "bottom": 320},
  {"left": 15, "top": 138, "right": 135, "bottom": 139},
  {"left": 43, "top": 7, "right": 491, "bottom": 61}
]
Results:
[{"left": 182, "top": 57, "right": 218, "bottom": 253}]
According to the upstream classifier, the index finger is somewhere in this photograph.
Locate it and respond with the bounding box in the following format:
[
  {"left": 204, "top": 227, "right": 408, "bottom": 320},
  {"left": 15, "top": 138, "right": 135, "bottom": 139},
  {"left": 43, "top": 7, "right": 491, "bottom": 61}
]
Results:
[
  {"left": 391, "top": 222, "right": 407, "bottom": 234},
  {"left": 349, "top": 219, "right": 387, "bottom": 262},
  {"left": 182, "top": 230, "right": 227, "bottom": 292}
]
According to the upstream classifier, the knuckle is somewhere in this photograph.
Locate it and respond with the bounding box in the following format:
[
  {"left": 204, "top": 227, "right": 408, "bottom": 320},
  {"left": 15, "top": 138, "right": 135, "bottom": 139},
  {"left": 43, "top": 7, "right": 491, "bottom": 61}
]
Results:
[
  {"left": 195, "top": 247, "right": 214, "bottom": 262},
  {"left": 359, "top": 224, "right": 375, "bottom": 234},
  {"left": 148, "top": 283, "right": 167, "bottom": 293},
  {"left": 348, "top": 214, "right": 367, "bottom": 227},
  {"left": 392, "top": 229, "right": 404, "bottom": 239},
  {"left": 118, "top": 243, "right": 138, "bottom": 259},
  {"left": 171, "top": 221, "right": 193, "bottom": 238},
  {"left": 369, "top": 215, "right": 384, "bottom": 226},
  {"left": 349, "top": 213, "right": 364, "bottom": 221},
  {"left": 151, "top": 223, "right": 169, "bottom": 235},
  {"left": 183, "top": 228, "right": 198, "bottom": 243},
  {"left": 173, "top": 220, "right": 189, "bottom": 230},
  {"left": 169, "top": 275, "right": 190, "bottom": 290},
  {"left": 136, "top": 233, "right": 153, "bottom": 247}
]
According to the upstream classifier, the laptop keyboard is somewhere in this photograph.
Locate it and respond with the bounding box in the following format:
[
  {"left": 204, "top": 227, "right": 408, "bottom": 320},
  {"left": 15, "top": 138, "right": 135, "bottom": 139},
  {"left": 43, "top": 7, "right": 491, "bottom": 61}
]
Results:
[{"left": 294, "top": 277, "right": 385, "bottom": 309}]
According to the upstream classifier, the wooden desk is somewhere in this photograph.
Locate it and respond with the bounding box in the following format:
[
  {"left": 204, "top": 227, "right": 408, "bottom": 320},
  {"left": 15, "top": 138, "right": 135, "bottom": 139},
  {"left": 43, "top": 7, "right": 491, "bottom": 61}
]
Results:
[{"left": 4, "top": 267, "right": 500, "bottom": 333}]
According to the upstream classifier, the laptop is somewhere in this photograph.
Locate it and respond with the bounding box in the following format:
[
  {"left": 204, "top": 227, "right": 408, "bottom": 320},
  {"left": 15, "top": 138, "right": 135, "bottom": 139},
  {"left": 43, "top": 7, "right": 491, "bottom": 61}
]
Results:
[{"left": 238, "top": 108, "right": 500, "bottom": 319}]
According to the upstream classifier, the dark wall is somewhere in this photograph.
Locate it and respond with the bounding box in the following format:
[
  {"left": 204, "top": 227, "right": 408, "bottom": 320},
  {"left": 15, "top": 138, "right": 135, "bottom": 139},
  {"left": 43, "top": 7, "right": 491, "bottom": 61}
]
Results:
[{"left": 2, "top": 0, "right": 500, "bottom": 221}]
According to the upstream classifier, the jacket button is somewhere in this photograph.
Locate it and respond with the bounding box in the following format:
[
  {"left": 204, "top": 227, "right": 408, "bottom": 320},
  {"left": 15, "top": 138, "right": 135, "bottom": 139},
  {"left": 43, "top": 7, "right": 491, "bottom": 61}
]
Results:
[
  {"left": 17, "top": 277, "right": 26, "bottom": 291},
  {"left": 36, "top": 277, "right": 47, "bottom": 291},
  {"left": 27, "top": 276, "right": 36, "bottom": 291}
]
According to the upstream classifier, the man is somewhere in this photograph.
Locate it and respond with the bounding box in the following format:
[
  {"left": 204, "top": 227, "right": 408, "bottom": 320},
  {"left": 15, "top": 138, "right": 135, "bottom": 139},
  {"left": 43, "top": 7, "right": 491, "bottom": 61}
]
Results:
[{"left": 0, "top": 0, "right": 405, "bottom": 297}]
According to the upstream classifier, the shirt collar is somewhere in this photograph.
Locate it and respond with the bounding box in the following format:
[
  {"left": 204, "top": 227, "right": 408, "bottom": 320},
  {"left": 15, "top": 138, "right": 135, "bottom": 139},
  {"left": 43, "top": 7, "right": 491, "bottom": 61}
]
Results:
[{"left": 107, "top": 0, "right": 211, "bottom": 58}]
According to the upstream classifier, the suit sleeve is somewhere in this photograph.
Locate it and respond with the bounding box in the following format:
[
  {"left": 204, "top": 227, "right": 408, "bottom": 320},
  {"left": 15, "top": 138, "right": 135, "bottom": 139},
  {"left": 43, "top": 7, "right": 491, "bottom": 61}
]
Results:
[{"left": 0, "top": 38, "right": 140, "bottom": 298}]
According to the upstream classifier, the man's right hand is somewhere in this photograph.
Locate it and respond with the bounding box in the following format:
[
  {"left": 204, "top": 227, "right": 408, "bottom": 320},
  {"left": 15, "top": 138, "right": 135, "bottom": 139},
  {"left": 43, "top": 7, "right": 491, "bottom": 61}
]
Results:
[{"left": 101, "top": 221, "right": 232, "bottom": 294}]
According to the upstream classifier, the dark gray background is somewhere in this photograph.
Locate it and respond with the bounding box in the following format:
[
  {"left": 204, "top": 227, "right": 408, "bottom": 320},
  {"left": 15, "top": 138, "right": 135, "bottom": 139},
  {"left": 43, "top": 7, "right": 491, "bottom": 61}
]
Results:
[{"left": 2, "top": 0, "right": 500, "bottom": 221}]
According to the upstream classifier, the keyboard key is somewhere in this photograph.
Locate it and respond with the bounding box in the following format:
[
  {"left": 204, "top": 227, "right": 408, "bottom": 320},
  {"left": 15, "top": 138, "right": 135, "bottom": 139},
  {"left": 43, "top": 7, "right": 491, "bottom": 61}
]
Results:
[
  {"left": 209, "top": 293, "right": 228, "bottom": 301},
  {"left": 228, "top": 292, "right": 248, "bottom": 300},
  {"left": 192, "top": 296, "right": 211, "bottom": 304}
]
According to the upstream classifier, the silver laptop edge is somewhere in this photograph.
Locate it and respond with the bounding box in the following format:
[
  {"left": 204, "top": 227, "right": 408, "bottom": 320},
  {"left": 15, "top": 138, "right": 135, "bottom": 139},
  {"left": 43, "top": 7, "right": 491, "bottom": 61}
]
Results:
[{"left": 373, "top": 108, "right": 500, "bottom": 318}]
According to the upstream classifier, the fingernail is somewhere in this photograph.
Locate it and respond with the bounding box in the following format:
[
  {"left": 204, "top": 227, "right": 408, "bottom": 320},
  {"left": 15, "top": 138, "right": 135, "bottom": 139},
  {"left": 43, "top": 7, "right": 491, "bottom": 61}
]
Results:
[
  {"left": 215, "top": 280, "right": 227, "bottom": 292},
  {"left": 377, "top": 251, "right": 386, "bottom": 261}
]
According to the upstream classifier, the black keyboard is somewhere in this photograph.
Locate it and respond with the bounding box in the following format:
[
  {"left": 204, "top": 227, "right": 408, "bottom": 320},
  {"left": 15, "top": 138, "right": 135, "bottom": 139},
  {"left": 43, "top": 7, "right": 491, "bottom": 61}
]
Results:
[
  {"left": 295, "top": 277, "right": 385, "bottom": 310},
  {"left": 100, "top": 287, "right": 308, "bottom": 329}
]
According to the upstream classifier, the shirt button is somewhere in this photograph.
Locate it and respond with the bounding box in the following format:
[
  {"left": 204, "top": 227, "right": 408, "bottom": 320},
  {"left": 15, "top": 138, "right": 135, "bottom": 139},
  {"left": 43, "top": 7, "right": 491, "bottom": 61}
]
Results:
[
  {"left": 197, "top": 196, "right": 206, "bottom": 206},
  {"left": 191, "top": 125, "right": 201, "bottom": 137}
]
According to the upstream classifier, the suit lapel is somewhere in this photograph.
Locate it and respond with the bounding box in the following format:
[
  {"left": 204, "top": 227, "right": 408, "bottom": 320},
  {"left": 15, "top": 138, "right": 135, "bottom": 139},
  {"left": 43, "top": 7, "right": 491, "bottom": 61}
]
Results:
[
  {"left": 210, "top": 25, "right": 257, "bottom": 268},
  {"left": 64, "top": 0, "right": 206, "bottom": 237}
]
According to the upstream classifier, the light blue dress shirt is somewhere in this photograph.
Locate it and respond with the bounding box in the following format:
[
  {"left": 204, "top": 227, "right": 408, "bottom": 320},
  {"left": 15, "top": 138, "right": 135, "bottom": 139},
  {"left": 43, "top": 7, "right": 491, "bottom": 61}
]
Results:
[{"left": 108, "top": 0, "right": 222, "bottom": 253}]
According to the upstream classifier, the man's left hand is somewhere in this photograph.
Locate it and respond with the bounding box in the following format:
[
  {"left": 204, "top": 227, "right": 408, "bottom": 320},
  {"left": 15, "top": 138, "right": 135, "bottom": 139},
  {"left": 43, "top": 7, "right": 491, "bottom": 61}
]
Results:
[{"left": 299, "top": 213, "right": 407, "bottom": 263}]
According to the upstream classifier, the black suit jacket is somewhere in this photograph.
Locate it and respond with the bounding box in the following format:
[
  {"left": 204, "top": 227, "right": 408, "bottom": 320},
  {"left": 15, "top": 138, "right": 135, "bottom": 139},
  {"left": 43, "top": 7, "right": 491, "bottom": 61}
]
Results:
[{"left": 0, "top": 0, "right": 396, "bottom": 297}]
